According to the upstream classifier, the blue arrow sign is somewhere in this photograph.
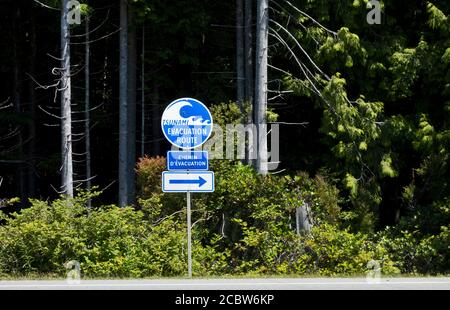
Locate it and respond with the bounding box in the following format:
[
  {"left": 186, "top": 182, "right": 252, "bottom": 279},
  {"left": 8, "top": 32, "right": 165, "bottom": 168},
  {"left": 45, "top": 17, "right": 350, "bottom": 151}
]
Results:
[
  {"left": 169, "top": 176, "right": 207, "bottom": 187},
  {"left": 167, "top": 151, "right": 208, "bottom": 171},
  {"left": 162, "top": 171, "right": 214, "bottom": 192}
]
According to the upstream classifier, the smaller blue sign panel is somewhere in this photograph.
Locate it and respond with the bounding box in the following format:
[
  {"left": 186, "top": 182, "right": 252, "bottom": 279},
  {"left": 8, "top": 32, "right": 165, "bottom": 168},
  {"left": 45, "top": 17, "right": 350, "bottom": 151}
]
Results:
[{"left": 167, "top": 151, "right": 209, "bottom": 171}]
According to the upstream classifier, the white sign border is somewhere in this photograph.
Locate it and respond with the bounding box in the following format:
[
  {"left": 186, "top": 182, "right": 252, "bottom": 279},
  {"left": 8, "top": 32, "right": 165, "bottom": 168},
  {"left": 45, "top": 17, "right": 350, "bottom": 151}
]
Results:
[{"left": 161, "top": 171, "right": 215, "bottom": 193}]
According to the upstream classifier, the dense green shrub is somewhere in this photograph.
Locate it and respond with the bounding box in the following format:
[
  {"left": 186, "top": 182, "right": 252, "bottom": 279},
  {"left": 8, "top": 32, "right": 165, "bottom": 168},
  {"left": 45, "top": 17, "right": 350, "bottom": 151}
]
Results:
[
  {"left": 138, "top": 158, "right": 394, "bottom": 276},
  {"left": 376, "top": 225, "right": 450, "bottom": 275},
  {"left": 297, "top": 224, "right": 399, "bottom": 276},
  {"left": 0, "top": 193, "right": 186, "bottom": 278},
  {"left": 374, "top": 198, "right": 450, "bottom": 275},
  {"left": 230, "top": 222, "right": 400, "bottom": 276},
  {"left": 197, "top": 163, "right": 397, "bottom": 275},
  {"left": 0, "top": 159, "right": 448, "bottom": 278},
  {"left": 197, "top": 160, "right": 342, "bottom": 231}
]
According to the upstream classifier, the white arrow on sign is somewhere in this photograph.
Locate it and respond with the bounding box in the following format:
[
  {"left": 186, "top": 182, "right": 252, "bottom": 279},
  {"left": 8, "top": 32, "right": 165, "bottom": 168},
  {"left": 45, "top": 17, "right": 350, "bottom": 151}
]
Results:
[{"left": 162, "top": 171, "right": 214, "bottom": 193}]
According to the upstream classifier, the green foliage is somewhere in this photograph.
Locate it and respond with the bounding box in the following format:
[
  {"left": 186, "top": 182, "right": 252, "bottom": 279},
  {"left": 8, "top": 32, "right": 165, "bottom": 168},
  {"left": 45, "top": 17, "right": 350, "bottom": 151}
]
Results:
[
  {"left": 1, "top": 0, "right": 450, "bottom": 279},
  {"left": 374, "top": 195, "right": 450, "bottom": 274},
  {"left": 280, "top": 0, "right": 450, "bottom": 235},
  {"left": 209, "top": 102, "right": 246, "bottom": 127},
  {"left": 318, "top": 27, "right": 367, "bottom": 71},
  {"left": 210, "top": 101, "right": 278, "bottom": 127},
  {"left": 344, "top": 173, "right": 358, "bottom": 198},
  {"left": 442, "top": 48, "right": 450, "bottom": 64},
  {"left": 0, "top": 193, "right": 189, "bottom": 277},
  {"left": 136, "top": 158, "right": 400, "bottom": 276},
  {"left": 1, "top": 160, "right": 448, "bottom": 278},
  {"left": 297, "top": 224, "right": 399, "bottom": 275},
  {"left": 136, "top": 157, "right": 357, "bottom": 275},
  {"left": 377, "top": 225, "right": 450, "bottom": 275},
  {"left": 413, "top": 114, "right": 435, "bottom": 152},
  {"left": 380, "top": 153, "right": 398, "bottom": 178},
  {"left": 388, "top": 41, "right": 428, "bottom": 100},
  {"left": 427, "top": 2, "right": 449, "bottom": 31},
  {"left": 309, "top": 175, "right": 342, "bottom": 225},
  {"left": 0, "top": 198, "right": 20, "bottom": 210}
]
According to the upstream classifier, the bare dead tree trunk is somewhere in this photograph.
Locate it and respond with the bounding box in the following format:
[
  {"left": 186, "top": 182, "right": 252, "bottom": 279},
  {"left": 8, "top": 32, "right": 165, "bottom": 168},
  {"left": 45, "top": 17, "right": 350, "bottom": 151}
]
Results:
[
  {"left": 255, "top": 0, "right": 268, "bottom": 175},
  {"left": 27, "top": 11, "right": 37, "bottom": 197},
  {"left": 127, "top": 9, "right": 137, "bottom": 205},
  {"left": 236, "top": 0, "right": 245, "bottom": 108},
  {"left": 119, "top": 0, "right": 129, "bottom": 207},
  {"left": 61, "top": 0, "right": 74, "bottom": 197},
  {"left": 245, "top": 0, "right": 254, "bottom": 165},
  {"left": 12, "top": 4, "right": 26, "bottom": 203},
  {"left": 244, "top": 0, "right": 254, "bottom": 106},
  {"left": 102, "top": 54, "right": 108, "bottom": 105},
  {"left": 85, "top": 8, "right": 92, "bottom": 207},
  {"left": 296, "top": 202, "right": 312, "bottom": 234},
  {"left": 141, "top": 25, "right": 145, "bottom": 158}
]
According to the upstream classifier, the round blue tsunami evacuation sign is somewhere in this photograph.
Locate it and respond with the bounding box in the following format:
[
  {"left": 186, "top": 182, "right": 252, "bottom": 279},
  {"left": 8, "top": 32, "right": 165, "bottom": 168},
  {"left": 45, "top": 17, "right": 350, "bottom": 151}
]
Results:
[{"left": 161, "top": 98, "right": 213, "bottom": 149}]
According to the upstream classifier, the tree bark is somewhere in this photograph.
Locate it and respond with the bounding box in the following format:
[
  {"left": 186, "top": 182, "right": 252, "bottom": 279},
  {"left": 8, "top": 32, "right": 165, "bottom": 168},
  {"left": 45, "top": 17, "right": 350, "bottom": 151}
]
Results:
[
  {"left": 127, "top": 9, "right": 137, "bottom": 205},
  {"left": 236, "top": 0, "right": 245, "bottom": 108},
  {"left": 12, "top": 3, "right": 26, "bottom": 203},
  {"left": 27, "top": 11, "right": 37, "bottom": 198},
  {"left": 255, "top": 0, "right": 269, "bottom": 175},
  {"left": 244, "top": 0, "right": 254, "bottom": 165},
  {"left": 141, "top": 25, "right": 145, "bottom": 158},
  {"left": 85, "top": 7, "right": 92, "bottom": 207},
  {"left": 118, "top": 0, "right": 129, "bottom": 207},
  {"left": 61, "top": 0, "right": 74, "bottom": 197},
  {"left": 244, "top": 0, "right": 254, "bottom": 106},
  {"left": 296, "top": 203, "right": 312, "bottom": 234}
]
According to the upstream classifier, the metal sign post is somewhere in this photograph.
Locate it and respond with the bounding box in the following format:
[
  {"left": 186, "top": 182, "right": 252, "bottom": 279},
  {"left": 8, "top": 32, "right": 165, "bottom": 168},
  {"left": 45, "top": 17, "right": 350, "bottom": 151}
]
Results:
[{"left": 186, "top": 191, "right": 192, "bottom": 278}]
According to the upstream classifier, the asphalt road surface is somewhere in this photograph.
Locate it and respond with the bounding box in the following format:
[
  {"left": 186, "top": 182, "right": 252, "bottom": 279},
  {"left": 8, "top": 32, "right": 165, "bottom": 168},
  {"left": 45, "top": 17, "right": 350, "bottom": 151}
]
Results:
[{"left": 0, "top": 278, "right": 449, "bottom": 290}]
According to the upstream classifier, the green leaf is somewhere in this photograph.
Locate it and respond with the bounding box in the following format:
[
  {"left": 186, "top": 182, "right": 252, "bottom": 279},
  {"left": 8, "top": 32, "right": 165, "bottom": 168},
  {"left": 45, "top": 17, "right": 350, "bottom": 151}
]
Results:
[
  {"left": 380, "top": 154, "right": 398, "bottom": 178},
  {"left": 344, "top": 173, "right": 358, "bottom": 197}
]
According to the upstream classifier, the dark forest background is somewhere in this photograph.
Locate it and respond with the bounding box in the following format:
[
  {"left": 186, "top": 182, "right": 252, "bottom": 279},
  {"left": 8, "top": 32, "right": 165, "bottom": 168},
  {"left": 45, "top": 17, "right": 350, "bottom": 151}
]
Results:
[{"left": 0, "top": 0, "right": 449, "bottom": 233}]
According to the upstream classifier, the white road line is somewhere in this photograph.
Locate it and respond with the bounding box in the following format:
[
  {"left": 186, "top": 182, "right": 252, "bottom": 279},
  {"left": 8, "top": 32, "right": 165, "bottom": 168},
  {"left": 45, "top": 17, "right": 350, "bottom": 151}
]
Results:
[{"left": 0, "top": 281, "right": 450, "bottom": 288}]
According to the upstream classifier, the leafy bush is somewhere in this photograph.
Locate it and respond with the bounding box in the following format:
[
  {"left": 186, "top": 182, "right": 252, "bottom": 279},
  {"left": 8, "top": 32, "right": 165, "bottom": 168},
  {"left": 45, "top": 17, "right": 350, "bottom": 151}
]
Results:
[
  {"left": 0, "top": 158, "right": 447, "bottom": 278},
  {"left": 135, "top": 158, "right": 405, "bottom": 276},
  {"left": 138, "top": 158, "right": 389, "bottom": 276},
  {"left": 377, "top": 225, "right": 450, "bottom": 275},
  {"left": 296, "top": 224, "right": 399, "bottom": 276},
  {"left": 0, "top": 192, "right": 187, "bottom": 278},
  {"left": 374, "top": 198, "right": 450, "bottom": 275}
]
